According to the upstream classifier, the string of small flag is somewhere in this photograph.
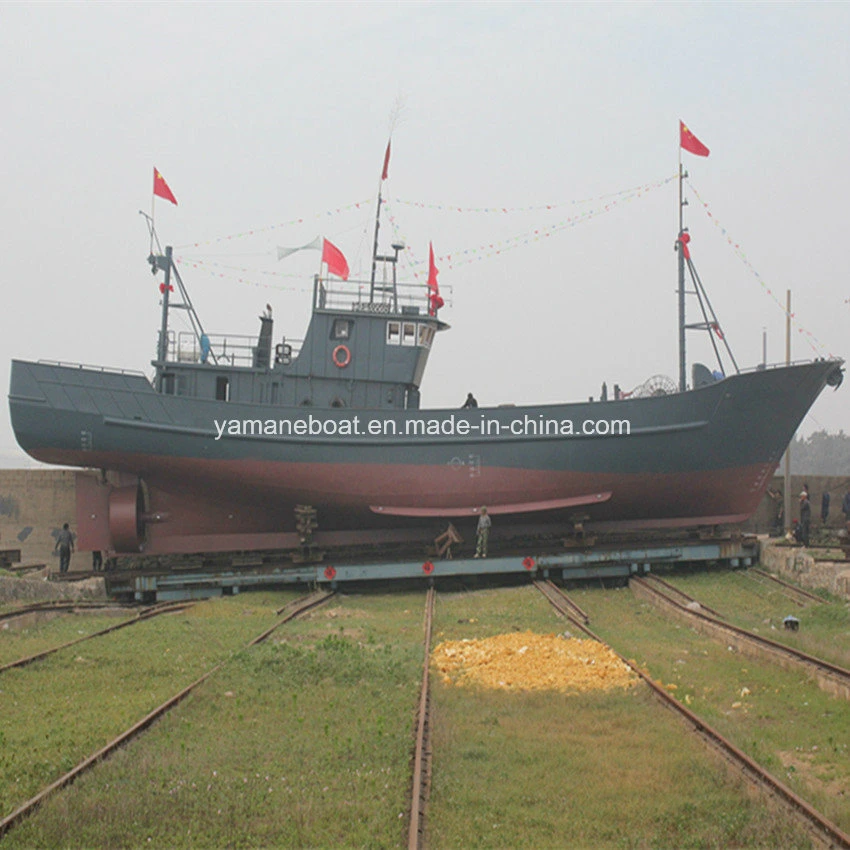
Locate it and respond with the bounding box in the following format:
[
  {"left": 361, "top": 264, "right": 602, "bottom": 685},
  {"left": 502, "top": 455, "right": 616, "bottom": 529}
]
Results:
[
  {"left": 391, "top": 175, "right": 677, "bottom": 215},
  {"left": 174, "top": 176, "right": 675, "bottom": 257},
  {"left": 174, "top": 199, "right": 373, "bottom": 250},
  {"left": 171, "top": 174, "right": 675, "bottom": 290},
  {"left": 386, "top": 174, "right": 677, "bottom": 273},
  {"left": 174, "top": 256, "right": 314, "bottom": 292},
  {"left": 686, "top": 179, "right": 830, "bottom": 356},
  {"left": 174, "top": 253, "right": 456, "bottom": 302}
]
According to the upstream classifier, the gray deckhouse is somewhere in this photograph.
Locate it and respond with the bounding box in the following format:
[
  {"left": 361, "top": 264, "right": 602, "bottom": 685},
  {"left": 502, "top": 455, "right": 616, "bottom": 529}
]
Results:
[{"left": 151, "top": 244, "right": 447, "bottom": 412}]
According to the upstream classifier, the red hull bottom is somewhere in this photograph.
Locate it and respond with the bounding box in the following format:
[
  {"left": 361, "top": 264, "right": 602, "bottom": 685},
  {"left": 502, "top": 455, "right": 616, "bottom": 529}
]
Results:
[{"left": 58, "top": 452, "right": 772, "bottom": 555}]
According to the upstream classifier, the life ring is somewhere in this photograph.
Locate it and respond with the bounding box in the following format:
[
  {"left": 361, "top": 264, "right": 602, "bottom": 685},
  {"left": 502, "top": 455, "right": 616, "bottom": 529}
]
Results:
[{"left": 332, "top": 344, "right": 351, "bottom": 368}]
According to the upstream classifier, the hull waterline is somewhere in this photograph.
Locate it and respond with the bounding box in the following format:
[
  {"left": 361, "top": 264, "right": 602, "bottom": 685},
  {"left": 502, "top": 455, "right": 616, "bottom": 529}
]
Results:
[{"left": 9, "top": 357, "right": 842, "bottom": 554}]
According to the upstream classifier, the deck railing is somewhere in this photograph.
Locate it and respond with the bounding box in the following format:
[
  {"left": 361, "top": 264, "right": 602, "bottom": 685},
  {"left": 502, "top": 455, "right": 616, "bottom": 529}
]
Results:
[
  {"left": 166, "top": 331, "right": 303, "bottom": 368},
  {"left": 314, "top": 276, "right": 432, "bottom": 316}
]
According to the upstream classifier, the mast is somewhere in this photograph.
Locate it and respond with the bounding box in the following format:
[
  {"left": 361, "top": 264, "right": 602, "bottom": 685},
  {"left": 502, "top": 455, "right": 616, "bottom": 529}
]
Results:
[
  {"left": 156, "top": 246, "right": 173, "bottom": 391},
  {"left": 784, "top": 289, "right": 792, "bottom": 533},
  {"left": 676, "top": 124, "right": 736, "bottom": 386},
  {"left": 369, "top": 184, "right": 383, "bottom": 300},
  {"left": 677, "top": 156, "right": 687, "bottom": 392}
]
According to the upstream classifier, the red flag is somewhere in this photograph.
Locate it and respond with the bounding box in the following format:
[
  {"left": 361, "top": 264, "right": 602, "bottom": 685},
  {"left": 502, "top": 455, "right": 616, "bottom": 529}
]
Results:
[
  {"left": 153, "top": 168, "right": 178, "bottom": 205},
  {"left": 381, "top": 140, "right": 391, "bottom": 181},
  {"left": 427, "top": 242, "right": 444, "bottom": 316},
  {"left": 678, "top": 231, "right": 691, "bottom": 260},
  {"left": 680, "top": 121, "right": 710, "bottom": 157},
  {"left": 322, "top": 238, "right": 349, "bottom": 280}
]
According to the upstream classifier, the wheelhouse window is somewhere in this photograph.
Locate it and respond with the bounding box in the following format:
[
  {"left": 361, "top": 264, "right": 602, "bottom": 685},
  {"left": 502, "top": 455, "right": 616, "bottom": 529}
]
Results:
[
  {"left": 402, "top": 322, "right": 416, "bottom": 346},
  {"left": 386, "top": 321, "right": 401, "bottom": 345},
  {"left": 332, "top": 319, "right": 352, "bottom": 340},
  {"left": 418, "top": 325, "right": 434, "bottom": 348}
]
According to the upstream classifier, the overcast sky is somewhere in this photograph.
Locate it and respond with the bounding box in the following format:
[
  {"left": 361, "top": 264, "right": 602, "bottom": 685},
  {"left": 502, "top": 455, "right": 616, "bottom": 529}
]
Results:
[{"left": 2, "top": 1, "right": 848, "bottom": 467}]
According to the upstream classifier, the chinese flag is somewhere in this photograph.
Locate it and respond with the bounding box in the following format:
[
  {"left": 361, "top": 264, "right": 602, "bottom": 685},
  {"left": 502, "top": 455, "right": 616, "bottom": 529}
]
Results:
[
  {"left": 680, "top": 121, "right": 710, "bottom": 157},
  {"left": 153, "top": 168, "right": 178, "bottom": 205},
  {"left": 381, "top": 140, "right": 391, "bottom": 181},
  {"left": 427, "top": 241, "right": 444, "bottom": 316},
  {"left": 322, "top": 238, "right": 349, "bottom": 280}
]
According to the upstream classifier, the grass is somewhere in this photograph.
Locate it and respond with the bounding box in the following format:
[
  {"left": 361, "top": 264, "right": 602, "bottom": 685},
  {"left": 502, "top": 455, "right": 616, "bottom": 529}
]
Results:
[
  {"left": 427, "top": 585, "right": 812, "bottom": 849},
  {"left": 3, "top": 579, "right": 846, "bottom": 848},
  {"left": 654, "top": 566, "right": 850, "bottom": 668},
  {"left": 5, "top": 591, "right": 426, "bottom": 849},
  {"left": 0, "top": 591, "right": 292, "bottom": 821},
  {"left": 574, "top": 582, "right": 850, "bottom": 833},
  {"left": 0, "top": 609, "right": 137, "bottom": 666}
]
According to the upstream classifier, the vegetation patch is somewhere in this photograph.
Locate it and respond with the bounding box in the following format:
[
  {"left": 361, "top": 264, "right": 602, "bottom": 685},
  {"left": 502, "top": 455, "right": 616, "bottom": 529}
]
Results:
[
  {"left": 657, "top": 567, "right": 850, "bottom": 668},
  {"left": 4, "top": 592, "right": 425, "bottom": 849},
  {"left": 0, "top": 610, "right": 135, "bottom": 666},
  {"left": 576, "top": 582, "right": 850, "bottom": 833},
  {"left": 427, "top": 585, "right": 811, "bottom": 849},
  {"left": 0, "top": 592, "right": 290, "bottom": 821}
]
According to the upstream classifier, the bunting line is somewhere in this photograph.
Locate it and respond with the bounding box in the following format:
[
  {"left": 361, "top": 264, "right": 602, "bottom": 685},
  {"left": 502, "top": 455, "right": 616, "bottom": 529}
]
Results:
[
  {"left": 175, "top": 199, "right": 372, "bottom": 249},
  {"left": 388, "top": 174, "right": 676, "bottom": 276},
  {"left": 392, "top": 175, "right": 677, "bottom": 214},
  {"left": 174, "top": 255, "right": 454, "bottom": 299},
  {"left": 686, "top": 179, "right": 831, "bottom": 357},
  {"left": 175, "top": 257, "right": 312, "bottom": 291},
  {"left": 173, "top": 174, "right": 674, "bottom": 293}
]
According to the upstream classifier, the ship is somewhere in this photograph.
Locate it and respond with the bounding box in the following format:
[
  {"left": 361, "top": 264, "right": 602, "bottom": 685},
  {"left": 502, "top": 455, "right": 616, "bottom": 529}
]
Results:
[{"left": 8, "top": 161, "right": 844, "bottom": 555}]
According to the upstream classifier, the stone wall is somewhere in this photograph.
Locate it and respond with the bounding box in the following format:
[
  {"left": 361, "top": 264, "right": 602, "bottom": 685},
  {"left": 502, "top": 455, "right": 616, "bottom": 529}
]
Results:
[
  {"left": 760, "top": 539, "right": 850, "bottom": 600},
  {"left": 0, "top": 574, "right": 106, "bottom": 603},
  {"left": 0, "top": 469, "right": 77, "bottom": 568}
]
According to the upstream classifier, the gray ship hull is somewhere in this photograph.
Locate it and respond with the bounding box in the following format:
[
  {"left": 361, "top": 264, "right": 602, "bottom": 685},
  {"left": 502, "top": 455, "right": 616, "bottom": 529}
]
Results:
[{"left": 8, "top": 357, "right": 841, "bottom": 553}]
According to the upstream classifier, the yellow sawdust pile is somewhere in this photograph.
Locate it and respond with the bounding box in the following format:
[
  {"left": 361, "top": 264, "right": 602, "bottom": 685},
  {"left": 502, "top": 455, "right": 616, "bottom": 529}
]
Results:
[{"left": 431, "top": 630, "right": 638, "bottom": 693}]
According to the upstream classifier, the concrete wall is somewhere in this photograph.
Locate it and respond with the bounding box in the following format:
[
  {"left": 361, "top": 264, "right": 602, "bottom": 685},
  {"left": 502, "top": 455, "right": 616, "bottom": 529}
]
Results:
[
  {"left": 0, "top": 469, "right": 77, "bottom": 568},
  {"left": 760, "top": 539, "right": 850, "bottom": 600}
]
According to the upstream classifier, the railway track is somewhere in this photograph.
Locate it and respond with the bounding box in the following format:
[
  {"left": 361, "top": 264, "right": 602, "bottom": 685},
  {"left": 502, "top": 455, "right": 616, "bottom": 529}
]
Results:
[
  {"left": 0, "top": 589, "right": 333, "bottom": 842},
  {"left": 631, "top": 575, "right": 850, "bottom": 701},
  {"left": 534, "top": 579, "right": 850, "bottom": 850},
  {"left": 0, "top": 600, "right": 138, "bottom": 624},
  {"left": 640, "top": 573, "right": 724, "bottom": 618},
  {"left": 407, "top": 586, "right": 435, "bottom": 850},
  {"left": 0, "top": 601, "right": 193, "bottom": 675},
  {"left": 747, "top": 566, "right": 827, "bottom": 605}
]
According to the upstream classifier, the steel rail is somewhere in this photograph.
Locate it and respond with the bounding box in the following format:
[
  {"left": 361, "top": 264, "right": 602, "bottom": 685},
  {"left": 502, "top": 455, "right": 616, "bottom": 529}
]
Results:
[
  {"left": 631, "top": 576, "right": 850, "bottom": 699},
  {"left": 534, "top": 580, "right": 850, "bottom": 849},
  {"left": 0, "top": 602, "right": 194, "bottom": 675},
  {"left": 0, "top": 590, "right": 333, "bottom": 841},
  {"left": 407, "top": 586, "right": 435, "bottom": 850},
  {"left": 251, "top": 589, "right": 335, "bottom": 645},
  {"left": 0, "top": 600, "right": 139, "bottom": 624},
  {"left": 642, "top": 573, "right": 724, "bottom": 618},
  {"left": 749, "top": 567, "right": 827, "bottom": 604}
]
